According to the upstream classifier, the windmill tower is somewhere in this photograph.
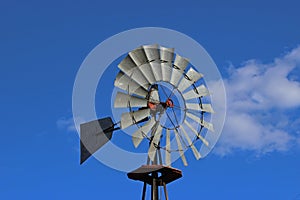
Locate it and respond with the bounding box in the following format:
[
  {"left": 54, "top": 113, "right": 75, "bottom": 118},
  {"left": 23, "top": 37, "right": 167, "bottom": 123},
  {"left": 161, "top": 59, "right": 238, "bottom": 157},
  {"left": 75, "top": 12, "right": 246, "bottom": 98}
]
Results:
[{"left": 80, "top": 44, "right": 215, "bottom": 200}]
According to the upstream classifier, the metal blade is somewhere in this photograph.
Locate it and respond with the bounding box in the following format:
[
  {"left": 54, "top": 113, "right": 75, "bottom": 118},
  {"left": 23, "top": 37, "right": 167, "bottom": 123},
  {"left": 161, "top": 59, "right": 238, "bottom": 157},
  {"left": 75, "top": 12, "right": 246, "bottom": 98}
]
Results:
[
  {"left": 132, "top": 117, "right": 156, "bottom": 148},
  {"left": 129, "top": 46, "right": 148, "bottom": 66},
  {"left": 184, "top": 120, "right": 209, "bottom": 147},
  {"left": 160, "top": 46, "right": 174, "bottom": 63},
  {"left": 148, "top": 125, "right": 163, "bottom": 161},
  {"left": 139, "top": 63, "right": 156, "bottom": 84},
  {"left": 170, "top": 68, "right": 183, "bottom": 87},
  {"left": 128, "top": 46, "right": 156, "bottom": 84},
  {"left": 179, "top": 126, "right": 201, "bottom": 160},
  {"left": 185, "top": 67, "right": 203, "bottom": 81},
  {"left": 182, "top": 84, "right": 209, "bottom": 100},
  {"left": 174, "top": 129, "right": 188, "bottom": 166},
  {"left": 118, "top": 55, "right": 137, "bottom": 74},
  {"left": 114, "top": 71, "right": 148, "bottom": 98},
  {"left": 186, "top": 103, "right": 215, "bottom": 113},
  {"left": 143, "top": 44, "right": 160, "bottom": 62},
  {"left": 130, "top": 68, "right": 151, "bottom": 90},
  {"left": 177, "top": 68, "right": 203, "bottom": 92},
  {"left": 151, "top": 62, "right": 163, "bottom": 82},
  {"left": 174, "top": 54, "right": 189, "bottom": 71},
  {"left": 186, "top": 112, "right": 214, "bottom": 132},
  {"left": 165, "top": 129, "right": 171, "bottom": 166},
  {"left": 142, "top": 44, "right": 162, "bottom": 82},
  {"left": 120, "top": 108, "right": 151, "bottom": 129},
  {"left": 161, "top": 63, "right": 173, "bottom": 82},
  {"left": 114, "top": 92, "right": 148, "bottom": 108},
  {"left": 169, "top": 54, "right": 189, "bottom": 87},
  {"left": 118, "top": 63, "right": 150, "bottom": 90}
]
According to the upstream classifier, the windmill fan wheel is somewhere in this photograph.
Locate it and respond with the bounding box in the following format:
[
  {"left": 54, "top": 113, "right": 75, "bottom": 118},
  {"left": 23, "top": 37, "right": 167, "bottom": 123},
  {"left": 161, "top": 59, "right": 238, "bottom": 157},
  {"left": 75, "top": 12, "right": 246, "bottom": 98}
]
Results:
[{"left": 113, "top": 44, "right": 215, "bottom": 166}]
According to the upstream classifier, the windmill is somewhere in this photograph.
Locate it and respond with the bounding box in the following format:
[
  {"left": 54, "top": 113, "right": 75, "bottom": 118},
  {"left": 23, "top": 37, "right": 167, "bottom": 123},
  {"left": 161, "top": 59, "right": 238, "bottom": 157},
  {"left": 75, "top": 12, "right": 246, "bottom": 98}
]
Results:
[{"left": 80, "top": 44, "right": 216, "bottom": 200}]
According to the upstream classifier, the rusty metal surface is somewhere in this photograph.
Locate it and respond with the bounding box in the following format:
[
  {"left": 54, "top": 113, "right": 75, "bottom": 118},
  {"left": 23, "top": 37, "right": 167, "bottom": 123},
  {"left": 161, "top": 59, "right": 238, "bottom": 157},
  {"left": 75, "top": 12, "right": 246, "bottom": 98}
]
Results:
[{"left": 127, "top": 165, "right": 182, "bottom": 186}]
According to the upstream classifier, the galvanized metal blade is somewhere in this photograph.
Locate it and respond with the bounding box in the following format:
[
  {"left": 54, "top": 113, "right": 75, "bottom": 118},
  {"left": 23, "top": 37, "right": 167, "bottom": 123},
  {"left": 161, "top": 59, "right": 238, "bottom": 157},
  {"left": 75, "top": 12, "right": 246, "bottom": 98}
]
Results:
[
  {"left": 150, "top": 62, "right": 163, "bottom": 82},
  {"left": 182, "top": 84, "right": 209, "bottom": 100},
  {"left": 161, "top": 63, "right": 173, "bottom": 82},
  {"left": 114, "top": 71, "right": 148, "bottom": 98},
  {"left": 130, "top": 68, "right": 151, "bottom": 90},
  {"left": 186, "top": 103, "right": 215, "bottom": 113},
  {"left": 160, "top": 46, "right": 174, "bottom": 63},
  {"left": 129, "top": 46, "right": 148, "bottom": 66},
  {"left": 177, "top": 67, "right": 203, "bottom": 92},
  {"left": 174, "top": 129, "right": 188, "bottom": 166},
  {"left": 132, "top": 117, "right": 156, "bottom": 148},
  {"left": 148, "top": 125, "right": 163, "bottom": 162},
  {"left": 139, "top": 63, "right": 156, "bottom": 84},
  {"left": 118, "top": 55, "right": 137, "bottom": 74},
  {"left": 114, "top": 92, "right": 148, "bottom": 108},
  {"left": 186, "top": 112, "right": 214, "bottom": 132},
  {"left": 118, "top": 59, "right": 150, "bottom": 90},
  {"left": 179, "top": 126, "right": 201, "bottom": 160},
  {"left": 170, "top": 68, "right": 183, "bottom": 87},
  {"left": 165, "top": 129, "right": 171, "bottom": 166},
  {"left": 120, "top": 108, "right": 150, "bottom": 129},
  {"left": 173, "top": 54, "right": 189, "bottom": 71},
  {"left": 184, "top": 120, "right": 209, "bottom": 147},
  {"left": 143, "top": 44, "right": 160, "bottom": 62}
]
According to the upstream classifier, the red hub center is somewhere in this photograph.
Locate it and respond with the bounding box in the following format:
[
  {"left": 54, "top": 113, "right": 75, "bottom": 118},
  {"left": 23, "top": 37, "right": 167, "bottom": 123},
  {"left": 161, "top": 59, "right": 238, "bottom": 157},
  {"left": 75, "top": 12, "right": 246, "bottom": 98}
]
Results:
[
  {"left": 165, "top": 98, "right": 174, "bottom": 108},
  {"left": 147, "top": 102, "right": 157, "bottom": 110},
  {"left": 147, "top": 98, "right": 174, "bottom": 111}
]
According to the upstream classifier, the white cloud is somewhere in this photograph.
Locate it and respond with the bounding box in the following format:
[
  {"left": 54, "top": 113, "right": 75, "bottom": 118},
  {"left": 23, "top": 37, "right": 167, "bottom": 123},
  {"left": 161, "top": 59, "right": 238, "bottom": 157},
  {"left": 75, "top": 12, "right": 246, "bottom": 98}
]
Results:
[
  {"left": 56, "top": 116, "right": 86, "bottom": 133},
  {"left": 214, "top": 46, "right": 300, "bottom": 156},
  {"left": 56, "top": 117, "right": 77, "bottom": 132}
]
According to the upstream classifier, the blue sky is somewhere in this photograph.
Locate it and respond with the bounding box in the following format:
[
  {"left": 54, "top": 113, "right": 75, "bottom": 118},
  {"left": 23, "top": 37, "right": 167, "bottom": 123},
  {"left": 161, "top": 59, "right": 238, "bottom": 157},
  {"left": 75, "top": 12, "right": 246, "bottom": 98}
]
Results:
[{"left": 1, "top": 0, "right": 300, "bottom": 199}]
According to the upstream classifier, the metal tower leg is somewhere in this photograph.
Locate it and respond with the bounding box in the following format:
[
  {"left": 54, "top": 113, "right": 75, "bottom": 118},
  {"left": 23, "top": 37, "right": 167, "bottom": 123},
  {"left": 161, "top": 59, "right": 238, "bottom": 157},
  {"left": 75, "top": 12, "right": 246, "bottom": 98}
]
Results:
[
  {"left": 142, "top": 182, "right": 147, "bottom": 200},
  {"left": 151, "top": 172, "right": 159, "bottom": 200},
  {"left": 163, "top": 182, "right": 169, "bottom": 200}
]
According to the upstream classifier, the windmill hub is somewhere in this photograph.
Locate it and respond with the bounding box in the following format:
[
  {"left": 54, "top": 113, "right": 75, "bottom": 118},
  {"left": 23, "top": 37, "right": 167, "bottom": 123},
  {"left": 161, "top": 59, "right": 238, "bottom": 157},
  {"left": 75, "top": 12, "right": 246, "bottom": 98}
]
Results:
[
  {"left": 146, "top": 82, "right": 185, "bottom": 130},
  {"left": 165, "top": 98, "right": 174, "bottom": 108}
]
